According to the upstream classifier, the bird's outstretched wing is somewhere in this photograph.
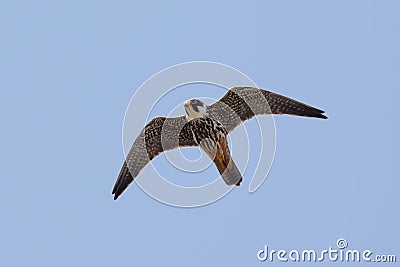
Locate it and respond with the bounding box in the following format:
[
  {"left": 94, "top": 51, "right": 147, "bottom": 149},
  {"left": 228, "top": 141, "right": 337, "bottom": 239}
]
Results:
[
  {"left": 207, "top": 87, "right": 327, "bottom": 133},
  {"left": 112, "top": 116, "right": 197, "bottom": 200}
]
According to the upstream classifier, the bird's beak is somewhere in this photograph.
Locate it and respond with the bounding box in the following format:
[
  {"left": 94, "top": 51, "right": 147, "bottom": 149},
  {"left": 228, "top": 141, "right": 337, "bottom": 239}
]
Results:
[{"left": 184, "top": 100, "right": 190, "bottom": 107}]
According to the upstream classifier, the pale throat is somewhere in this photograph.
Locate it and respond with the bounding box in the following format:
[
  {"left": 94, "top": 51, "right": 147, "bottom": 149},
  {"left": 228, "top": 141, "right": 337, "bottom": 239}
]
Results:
[{"left": 184, "top": 100, "right": 207, "bottom": 120}]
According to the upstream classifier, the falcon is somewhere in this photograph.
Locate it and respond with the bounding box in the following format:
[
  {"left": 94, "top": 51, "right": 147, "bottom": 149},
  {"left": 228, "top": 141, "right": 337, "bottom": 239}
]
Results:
[{"left": 112, "top": 87, "right": 327, "bottom": 200}]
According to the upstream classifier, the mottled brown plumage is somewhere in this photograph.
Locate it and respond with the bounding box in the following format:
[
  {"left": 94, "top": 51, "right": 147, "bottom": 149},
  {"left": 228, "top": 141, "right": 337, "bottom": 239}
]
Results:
[
  {"left": 112, "top": 87, "right": 327, "bottom": 200},
  {"left": 207, "top": 87, "right": 327, "bottom": 133}
]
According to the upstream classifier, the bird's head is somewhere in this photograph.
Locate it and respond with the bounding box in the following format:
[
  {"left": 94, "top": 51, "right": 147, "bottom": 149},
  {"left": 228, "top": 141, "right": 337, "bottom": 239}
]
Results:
[{"left": 184, "top": 99, "right": 207, "bottom": 120}]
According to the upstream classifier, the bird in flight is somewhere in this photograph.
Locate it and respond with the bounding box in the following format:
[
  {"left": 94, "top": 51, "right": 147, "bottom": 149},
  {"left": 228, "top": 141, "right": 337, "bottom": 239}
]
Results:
[{"left": 112, "top": 87, "right": 327, "bottom": 200}]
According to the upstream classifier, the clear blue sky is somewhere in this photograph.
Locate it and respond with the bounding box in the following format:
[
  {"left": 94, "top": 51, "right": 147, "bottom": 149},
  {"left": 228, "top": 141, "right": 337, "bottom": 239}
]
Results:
[{"left": 1, "top": 0, "right": 398, "bottom": 266}]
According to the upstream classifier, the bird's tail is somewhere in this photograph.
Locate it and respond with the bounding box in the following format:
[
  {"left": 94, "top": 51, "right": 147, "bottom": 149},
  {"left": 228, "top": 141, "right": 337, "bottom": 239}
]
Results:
[
  {"left": 200, "top": 136, "right": 243, "bottom": 186},
  {"left": 214, "top": 156, "right": 242, "bottom": 186}
]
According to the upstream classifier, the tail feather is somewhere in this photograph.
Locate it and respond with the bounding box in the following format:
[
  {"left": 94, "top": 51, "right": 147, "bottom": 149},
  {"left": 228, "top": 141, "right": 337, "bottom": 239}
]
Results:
[
  {"left": 218, "top": 157, "right": 242, "bottom": 186},
  {"left": 212, "top": 147, "right": 242, "bottom": 186},
  {"left": 209, "top": 135, "right": 243, "bottom": 186}
]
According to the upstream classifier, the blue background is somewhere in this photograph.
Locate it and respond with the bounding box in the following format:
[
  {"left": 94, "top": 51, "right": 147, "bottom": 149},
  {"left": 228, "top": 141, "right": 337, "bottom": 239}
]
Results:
[{"left": 1, "top": 0, "right": 398, "bottom": 266}]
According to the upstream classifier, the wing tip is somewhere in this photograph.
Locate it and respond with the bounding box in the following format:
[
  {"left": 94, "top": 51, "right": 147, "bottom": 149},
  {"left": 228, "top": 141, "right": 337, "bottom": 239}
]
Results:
[
  {"left": 112, "top": 188, "right": 120, "bottom": 200},
  {"left": 112, "top": 180, "right": 129, "bottom": 201},
  {"left": 297, "top": 106, "right": 327, "bottom": 120},
  {"left": 111, "top": 183, "right": 120, "bottom": 200},
  {"left": 112, "top": 161, "right": 135, "bottom": 201},
  {"left": 317, "top": 112, "right": 328, "bottom": 119}
]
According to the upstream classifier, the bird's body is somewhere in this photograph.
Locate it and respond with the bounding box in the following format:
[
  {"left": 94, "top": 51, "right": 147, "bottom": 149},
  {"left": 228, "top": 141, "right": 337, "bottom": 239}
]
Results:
[
  {"left": 112, "top": 87, "right": 327, "bottom": 200},
  {"left": 184, "top": 116, "right": 243, "bottom": 187}
]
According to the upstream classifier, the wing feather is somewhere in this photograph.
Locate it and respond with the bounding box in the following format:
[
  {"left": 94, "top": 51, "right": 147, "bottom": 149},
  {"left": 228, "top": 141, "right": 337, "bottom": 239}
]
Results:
[
  {"left": 112, "top": 116, "right": 197, "bottom": 200},
  {"left": 113, "top": 87, "right": 327, "bottom": 200},
  {"left": 208, "top": 87, "right": 327, "bottom": 132}
]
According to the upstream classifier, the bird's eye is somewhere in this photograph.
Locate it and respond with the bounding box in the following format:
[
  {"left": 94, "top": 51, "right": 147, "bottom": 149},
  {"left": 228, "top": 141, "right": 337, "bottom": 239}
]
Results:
[{"left": 191, "top": 99, "right": 197, "bottom": 104}]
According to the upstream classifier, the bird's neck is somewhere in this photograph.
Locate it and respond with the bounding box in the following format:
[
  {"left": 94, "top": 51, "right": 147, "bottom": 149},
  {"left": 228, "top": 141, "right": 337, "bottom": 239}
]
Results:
[{"left": 186, "top": 112, "right": 208, "bottom": 121}]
